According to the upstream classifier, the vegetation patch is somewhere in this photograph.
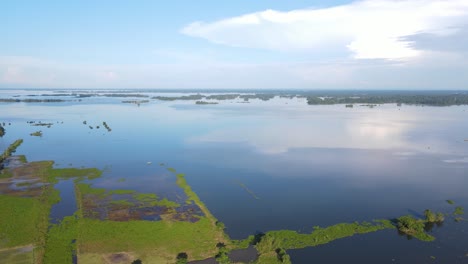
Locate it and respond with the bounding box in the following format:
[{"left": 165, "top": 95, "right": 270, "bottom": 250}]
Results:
[
  {"left": 0, "top": 246, "right": 34, "bottom": 264},
  {"left": 396, "top": 215, "right": 435, "bottom": 241},
  {"left": 75, "top": 183, "right": 182, "bottom": 221},
  {"left": 0, "top": 139, "right": 23, "bottom": 166},
  {"left": 453, "top": 206, "right": 464, "bottom": 216},
  {"left": 195, "top": 101, "right": 218, "bottom": 105},
  {"left": 30, "top": 131, "right": 43, "bottom": 137},
  {"left": 235, "top": 180, "right": 260, "bottom": 200}
]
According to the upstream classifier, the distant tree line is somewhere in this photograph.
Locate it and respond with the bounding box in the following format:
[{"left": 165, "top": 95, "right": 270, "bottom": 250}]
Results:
[
  {"left": 0, "top": 98, "right": 65, "bottom": 103},
  {"left": 306, "top": 94, "right": 468, "bottom": 106}
]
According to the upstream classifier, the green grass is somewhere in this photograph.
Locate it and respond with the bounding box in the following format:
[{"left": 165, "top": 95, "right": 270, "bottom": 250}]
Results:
[
  {"left": 18, "top": 155, "right": 27, "bottom": 164},
  {"left": 77, "top": 217, "right": 222, "bottom": 262},
  {"left": 0, "top": 195, "right": 46, "bottom": 248},
  {"left": 43, "top": 216, "right": 78, "bottom": 264},
  {"left": 76, "top": 183, "right": 107, "bottom": 196},
  {"left": 0, "top": 247, "right": 34, "bottom": 264},
  {"left": 46, "top": 167, "right": 102, "bottom": 183}
]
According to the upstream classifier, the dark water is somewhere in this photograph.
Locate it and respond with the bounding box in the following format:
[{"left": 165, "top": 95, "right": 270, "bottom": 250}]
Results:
[
  {"left": 1, "top": 90, "right": 467, "bottom": 263},
  {"left": 50, "top": 179, "right": 77, "bottom": 223}
]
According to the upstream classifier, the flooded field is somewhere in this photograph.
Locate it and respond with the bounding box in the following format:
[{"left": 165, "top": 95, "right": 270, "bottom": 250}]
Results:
[{"left": 0, "top": 90, "right": 467, "bottom": 263}]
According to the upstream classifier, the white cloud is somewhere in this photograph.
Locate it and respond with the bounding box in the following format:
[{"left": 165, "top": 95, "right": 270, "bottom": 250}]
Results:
[{"left": 182, "top": 0, "right": 468, "bottom": 60}]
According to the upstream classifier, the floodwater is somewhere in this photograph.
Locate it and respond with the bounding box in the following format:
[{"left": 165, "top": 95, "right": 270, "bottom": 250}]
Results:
[{"left": 1, "top": 90, "right": 467, "bottom": 263}]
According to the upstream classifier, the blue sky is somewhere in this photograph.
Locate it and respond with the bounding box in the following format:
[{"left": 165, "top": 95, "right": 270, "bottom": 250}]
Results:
[{"left": 1, "top": 0, "right": 468, "bottom": 89}]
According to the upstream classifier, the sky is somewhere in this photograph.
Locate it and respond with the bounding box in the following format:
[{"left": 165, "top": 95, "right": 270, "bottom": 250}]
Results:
[{"left": 1, "top": 0, "right": 468, "bottom": 90}]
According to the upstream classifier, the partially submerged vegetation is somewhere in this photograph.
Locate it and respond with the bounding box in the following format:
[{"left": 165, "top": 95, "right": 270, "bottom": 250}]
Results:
[
  {"left": 29, "top": 121, "right": 54, "bottom": 128},
  {"left": 0, "top": 124, "right": 4, "bottom": 137},
  {"left": 235, "top": 181, "right": 260, "bottom": 200},
  {"left": 30, "top": 130, "right": 43, "bottom": 137},
  {"left": 195, "top": 101, "right": 219, "bottom": 105},
  {"left": 0, "top": 139, "right": 23, "bottom": 168}
]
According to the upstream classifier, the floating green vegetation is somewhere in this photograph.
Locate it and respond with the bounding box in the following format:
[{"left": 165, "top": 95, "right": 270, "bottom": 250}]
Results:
[
  {"left": 167, "top": 167, "right": 176, "bottom": 173},
  {"left": 396, "top": 215, "right": 435, "bottom": 241},
  {"left": 235, "top": 180, "right": 260, "bottom": 200},
  {"left": 447, "top": 199, "right": 455, "bottom": 205},
  {"left": 0, "top": 125, "right": 5, "bottom": 137},
  {"left": 424, "top": 209, "right": 445, "bottom": 223},
  {"left": 0, "top": 139, "right": 23, "bottom": 166},
  {"left": 454, "top": 206, "right": 464, "bottom": 216},
  {"left": 30, "top": 130, "right": 42, "bottom": 137}
]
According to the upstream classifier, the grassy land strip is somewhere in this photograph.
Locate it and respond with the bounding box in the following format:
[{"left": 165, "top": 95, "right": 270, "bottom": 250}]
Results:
[{"left": 0, "top": 139, "right": 23, "bottom": 166}]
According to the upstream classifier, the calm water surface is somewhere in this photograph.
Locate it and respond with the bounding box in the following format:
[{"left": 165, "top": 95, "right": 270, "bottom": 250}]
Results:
[{"left": 1, "top": 91, "right": 467, "bottom": 263}]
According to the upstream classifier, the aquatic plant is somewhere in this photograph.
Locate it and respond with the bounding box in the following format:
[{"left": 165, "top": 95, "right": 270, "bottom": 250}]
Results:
[
  {"left": 30, "top": 131, "right": 43, "bottom": 137},
  {"left": 0, "top": 125, "right": 5, "bottom": 137},
  {"left": 454, "top": 206, "right": 464, "bottom": 216},
  {"left": 396, "top": 215, "right": 434, "bottom": 241},
  {"left": 447, "top": 200, "right": 455, "bottom": 205}
]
